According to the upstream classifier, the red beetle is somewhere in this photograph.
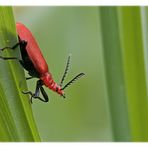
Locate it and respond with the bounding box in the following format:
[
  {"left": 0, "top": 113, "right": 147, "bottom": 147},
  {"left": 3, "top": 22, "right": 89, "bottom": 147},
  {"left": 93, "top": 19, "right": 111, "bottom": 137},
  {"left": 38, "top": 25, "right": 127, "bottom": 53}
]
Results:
[{"left": 0, "top": 22, "right": 85, "bottom": 103}]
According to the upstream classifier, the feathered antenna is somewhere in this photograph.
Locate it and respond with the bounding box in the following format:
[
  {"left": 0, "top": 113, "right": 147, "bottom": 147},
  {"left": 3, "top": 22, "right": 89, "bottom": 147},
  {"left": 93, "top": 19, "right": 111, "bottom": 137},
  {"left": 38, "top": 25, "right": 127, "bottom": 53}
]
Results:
[
  {"left": 59, "top": 54, "right": 71, "bottom": 87},
  {"left": 61, "top": 73, "right": 85, "bottom": 90}
]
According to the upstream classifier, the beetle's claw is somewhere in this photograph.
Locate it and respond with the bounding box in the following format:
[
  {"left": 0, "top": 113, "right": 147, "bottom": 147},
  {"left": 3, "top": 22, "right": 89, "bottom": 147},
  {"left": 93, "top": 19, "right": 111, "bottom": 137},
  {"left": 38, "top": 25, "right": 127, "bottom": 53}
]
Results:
[
  {"left": 30, "top": 96, "right": 33, "bottom": 104},
  {"left": 22, "top": 90, "right": 33, "bottom": 95}
]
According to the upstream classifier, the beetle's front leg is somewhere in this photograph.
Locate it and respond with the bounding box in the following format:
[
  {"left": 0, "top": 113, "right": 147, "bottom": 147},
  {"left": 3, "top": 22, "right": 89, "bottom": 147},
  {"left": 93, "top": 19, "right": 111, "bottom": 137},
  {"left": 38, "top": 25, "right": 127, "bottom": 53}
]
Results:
[
  {"left": 22, "top": 80, "right": 41, "bottom": 103},
  {"left": 40, "top": 86, "right": 49, "bottom": 102},
  {"left": 22, "top": 91, "right": 34, "bottom": 103},
  {"left": 22, "top": 80, "right": 48, "bottom": 103}
]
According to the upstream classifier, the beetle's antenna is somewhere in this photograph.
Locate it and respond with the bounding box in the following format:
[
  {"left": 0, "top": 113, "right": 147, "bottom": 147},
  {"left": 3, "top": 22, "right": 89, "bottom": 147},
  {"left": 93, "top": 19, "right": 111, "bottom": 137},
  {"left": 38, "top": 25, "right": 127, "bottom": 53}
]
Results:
[
  {"left": 59, "top": 54, "right": 71, "bottom": 87},
  {"left": 61, "top": 73, "right": 85, "bottom": 90}
]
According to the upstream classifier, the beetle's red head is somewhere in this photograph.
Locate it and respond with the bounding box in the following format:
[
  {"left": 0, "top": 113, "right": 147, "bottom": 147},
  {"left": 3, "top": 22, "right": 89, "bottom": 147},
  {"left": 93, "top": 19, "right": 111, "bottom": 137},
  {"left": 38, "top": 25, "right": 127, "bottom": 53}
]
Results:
[{"left": 40, "top": 72, "right": 65, "bottom": 98}]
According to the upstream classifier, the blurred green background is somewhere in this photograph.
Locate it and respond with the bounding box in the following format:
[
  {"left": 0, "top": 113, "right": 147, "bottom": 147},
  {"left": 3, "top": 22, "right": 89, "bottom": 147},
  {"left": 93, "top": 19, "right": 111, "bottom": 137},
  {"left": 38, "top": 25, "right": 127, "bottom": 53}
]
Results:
[
  {"left": 13, "top": 7, "right": 148, "bottom": 142},
  {"left": 13, "top": 7, "right": 112, "bottom": 141}
]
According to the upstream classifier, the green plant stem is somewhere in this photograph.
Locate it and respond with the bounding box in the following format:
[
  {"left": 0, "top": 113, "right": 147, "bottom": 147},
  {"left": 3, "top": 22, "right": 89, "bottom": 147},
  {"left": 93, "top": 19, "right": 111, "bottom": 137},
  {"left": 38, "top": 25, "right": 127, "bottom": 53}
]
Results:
[
  {"left": 0, "top": 6, "right": 40, "bottom": 142},
  {"left": 118, "top": 6, "right": 148, "bottom": 141},
  {"left": 99, "top": 7, "right": 131, "bottom": 141}
]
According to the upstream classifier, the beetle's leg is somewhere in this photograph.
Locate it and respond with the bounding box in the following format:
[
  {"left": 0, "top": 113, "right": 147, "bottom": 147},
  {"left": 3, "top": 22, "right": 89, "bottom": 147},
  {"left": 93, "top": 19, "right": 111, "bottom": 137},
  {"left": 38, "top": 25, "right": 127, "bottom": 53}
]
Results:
[
  {"left": 22, "top": 80, "right": 48, "bottom": 103},
  {"left": 22, "top": 91, "right": 34, "bottom": 103},
  {"left": 0, "top": 55, "right": 23, "bottom": 64},
  {"left": 0, "top": 40, "right": 26, "bottom": 61},
  {"left": 40, "top": 86, "right": 49, "bottom": 102},
  {"left": 22, "top": 90, "right": 43, "bottom": 104},
  {"left": 0, "top": 40, "right": 27, "bottom": 51},
  {"left": 26, "top": 76, "right": 34, "bottom": 80},
  {"left": 22, "top": 80, "right": 41, "bottom": 103},
  {"left": 0, "top": 56, "right": 18, "bottom": 60},
  {"left": 0, "top": 42, "right": 20, "bottom": 51},
  {"left": 33, "top": 80, "right": 49, "bottom": 102},
  {"left": 0, "top": 40, "right": 27, "bottom": 61}
]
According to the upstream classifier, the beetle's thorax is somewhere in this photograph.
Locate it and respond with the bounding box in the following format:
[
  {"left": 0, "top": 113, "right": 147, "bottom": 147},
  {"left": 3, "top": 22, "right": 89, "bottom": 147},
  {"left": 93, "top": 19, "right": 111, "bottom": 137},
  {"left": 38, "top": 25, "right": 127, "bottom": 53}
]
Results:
[{"left": 40, "top": 72, "right": 64, "bottom": 96}]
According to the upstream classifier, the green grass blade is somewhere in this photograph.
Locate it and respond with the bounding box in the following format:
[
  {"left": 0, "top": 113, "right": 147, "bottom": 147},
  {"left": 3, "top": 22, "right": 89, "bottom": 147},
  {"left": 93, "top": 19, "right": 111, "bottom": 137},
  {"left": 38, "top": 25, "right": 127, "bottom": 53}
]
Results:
[
  {"left": 141, "top": 7, "right": 148, "bottom": 96},
  {"left": 118, "top": 7, "right": 148, "bottom": 141},
  {"left": 99, "top": 7, "right": 131, "bottom": 141},
  {"left": 0, "top": 7, "right": 40, "bottom": 141}
]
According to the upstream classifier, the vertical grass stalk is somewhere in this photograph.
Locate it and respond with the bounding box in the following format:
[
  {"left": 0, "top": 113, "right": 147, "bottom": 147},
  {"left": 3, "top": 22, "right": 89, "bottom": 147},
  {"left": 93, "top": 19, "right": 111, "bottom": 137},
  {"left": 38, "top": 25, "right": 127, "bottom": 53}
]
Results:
[
  {"left": 0, "top": 6, "right": 40, "bottom": 142},
  {"left": 99, "top": 7, "right": 131, "bottom": 141}
]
